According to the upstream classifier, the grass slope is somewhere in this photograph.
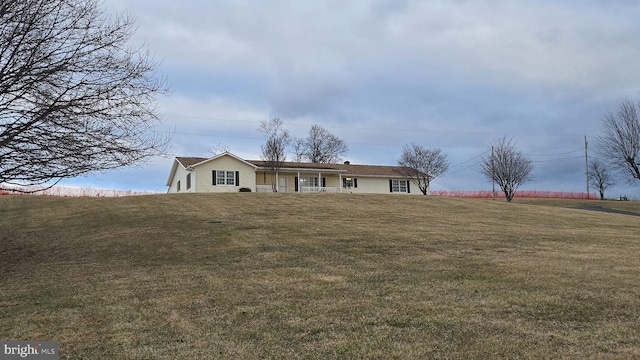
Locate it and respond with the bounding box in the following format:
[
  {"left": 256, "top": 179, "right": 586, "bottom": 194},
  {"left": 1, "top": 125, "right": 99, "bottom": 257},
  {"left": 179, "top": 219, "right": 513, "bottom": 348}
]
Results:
[{"left": 1, "top": 194, "right": 639, "bottom": 359}]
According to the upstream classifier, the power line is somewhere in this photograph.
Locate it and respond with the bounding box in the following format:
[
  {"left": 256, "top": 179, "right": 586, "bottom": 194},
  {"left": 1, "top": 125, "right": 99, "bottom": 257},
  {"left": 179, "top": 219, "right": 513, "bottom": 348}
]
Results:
[
  {"left": 523, "top": 148, "right": 583, "bottom": 157},
  {"left": 444, "top": 150, "right": 585, "bottom": 177},
  {"left": 449, "top": 150, "right": 489, "bottom": 168},
  {"left": 530, "top": 155, "right": 584, "bottom": 163},
  {"left": 166, "top": 115, "right": 591, "bottom": 168},
  {"left": 446, "top": 161, "right": 484, "bottom": 176},
  {"left": 165, "top": 113, "right": 589, "bottom": 138}
]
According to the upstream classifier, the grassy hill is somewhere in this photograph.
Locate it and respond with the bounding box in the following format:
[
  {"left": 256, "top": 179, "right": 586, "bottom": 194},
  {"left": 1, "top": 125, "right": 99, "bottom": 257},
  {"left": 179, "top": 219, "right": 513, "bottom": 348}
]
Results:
[{"left": 1, "top": 194, "right": 639, "bottom": 359}]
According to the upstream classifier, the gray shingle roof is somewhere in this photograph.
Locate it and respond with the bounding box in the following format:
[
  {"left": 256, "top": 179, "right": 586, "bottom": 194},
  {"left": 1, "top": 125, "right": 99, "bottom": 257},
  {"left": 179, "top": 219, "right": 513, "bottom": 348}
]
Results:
[
  {"left": 176, "top": 157, "right": 207, "bottom": 168},
  {"left": 175, "top": 157, "right": 411, "bottom": 177}
]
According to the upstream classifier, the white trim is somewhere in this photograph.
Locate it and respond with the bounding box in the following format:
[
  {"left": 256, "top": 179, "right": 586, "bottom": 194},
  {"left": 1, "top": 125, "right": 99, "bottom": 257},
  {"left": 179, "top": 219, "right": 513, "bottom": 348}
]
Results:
[
  {"left": 278, "top": 175, "right": 287, "bottom": 193},
  {"left": 191, "top": 152, "right": 258, "bottom": 169},
  {"left": 214, "top": 170, "right": 237, "bottom": 186},
  {"left": 165, "top": 159, "right": 180, "bottom": 186}
]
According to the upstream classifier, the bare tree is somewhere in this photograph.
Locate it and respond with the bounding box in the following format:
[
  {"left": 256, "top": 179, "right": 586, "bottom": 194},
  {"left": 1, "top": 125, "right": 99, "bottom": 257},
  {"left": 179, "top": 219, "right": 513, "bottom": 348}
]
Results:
[
  {"left": 293, "top": 137, "right": 305, "bottom": 162},
  {"left": 259, "top": 118, "right": 290, "bottom": 192},
  {"left": 209, "top": 142, "right": 230, "bottom": 157},
  {"left": 589, "top": 159, "right": 616, "bottom": 200},
  {"left": 0, "top": 0, "right": 170, "bottom": 191},
  {"left": 480, "top": 136, "right": 533, "bottom": 202},
  {"left": 597, "top": 98, "right": 640, "bottom": 184},
  {"left": 298, "top": 124, "right": 348, "bottom": 163},
  {"left": 397, "top": 143, "right": 449, "bottom": 195}
]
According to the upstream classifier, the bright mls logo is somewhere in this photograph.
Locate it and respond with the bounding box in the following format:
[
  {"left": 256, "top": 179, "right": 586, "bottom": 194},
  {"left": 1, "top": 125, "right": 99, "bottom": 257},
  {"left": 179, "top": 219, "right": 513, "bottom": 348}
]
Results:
[{"left": 1, "top": 341, "right": 58, "bottom": 359}]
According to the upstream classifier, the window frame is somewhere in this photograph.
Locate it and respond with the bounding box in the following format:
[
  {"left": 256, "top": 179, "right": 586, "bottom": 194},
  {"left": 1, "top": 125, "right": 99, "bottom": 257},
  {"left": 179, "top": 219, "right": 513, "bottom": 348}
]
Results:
[
  {"left": 213, "top": 170, "right": 238, "bottom": 186},
  {"left": 225, "top": 171, "right": 235, "bottom": 185},
  {"left": 344, "top": 178, "right": 354, "bottom": 188},
  {"left": 391, "top": 179, "right": 409, "bottom": 193},
  {"left": 300, "top": 177, "right": 319, "bottom": 187}
]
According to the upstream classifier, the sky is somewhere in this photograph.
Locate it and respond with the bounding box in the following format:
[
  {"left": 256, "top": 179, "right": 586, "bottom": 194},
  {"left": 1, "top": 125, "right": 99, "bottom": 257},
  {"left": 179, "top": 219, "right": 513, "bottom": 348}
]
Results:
[{"left": 62, "top": 0, "right": 640, "bottom": 199}]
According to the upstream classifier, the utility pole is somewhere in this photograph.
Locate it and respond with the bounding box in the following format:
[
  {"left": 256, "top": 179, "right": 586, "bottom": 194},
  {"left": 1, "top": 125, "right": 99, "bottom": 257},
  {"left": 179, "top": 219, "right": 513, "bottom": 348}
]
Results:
[
  {"left": 491, "top": 145, "right": 496, "bottom": 200},
  {"left": 585, "top": 136, "right": 589, "bottom": 199}
]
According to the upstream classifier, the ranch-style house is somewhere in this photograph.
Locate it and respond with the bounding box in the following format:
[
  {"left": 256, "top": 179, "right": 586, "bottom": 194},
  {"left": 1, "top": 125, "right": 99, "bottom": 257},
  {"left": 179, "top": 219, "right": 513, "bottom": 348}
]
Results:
[{"left": 166, "top": 152, "right": 422, "bottom": 195}]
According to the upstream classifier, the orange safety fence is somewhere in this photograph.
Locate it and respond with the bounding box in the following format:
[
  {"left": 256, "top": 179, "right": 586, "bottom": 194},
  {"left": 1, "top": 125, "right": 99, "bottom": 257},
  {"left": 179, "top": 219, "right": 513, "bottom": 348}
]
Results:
[
  {"left": 0, "top": 185, "right": 159, "bottom": 197},
  {"left": 431, "top": 190, "right": 597, "bottom": 200}
]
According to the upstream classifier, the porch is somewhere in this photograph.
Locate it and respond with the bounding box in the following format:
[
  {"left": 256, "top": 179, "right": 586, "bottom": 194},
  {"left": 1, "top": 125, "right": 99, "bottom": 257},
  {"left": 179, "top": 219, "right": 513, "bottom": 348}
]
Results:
[{"left": 255, "top": 168, "right": 345, "bottom": 193}]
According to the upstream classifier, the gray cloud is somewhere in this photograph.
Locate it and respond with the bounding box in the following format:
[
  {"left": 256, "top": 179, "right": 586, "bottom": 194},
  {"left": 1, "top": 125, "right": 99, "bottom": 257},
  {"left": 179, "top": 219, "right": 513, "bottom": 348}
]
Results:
[{"left": 67, "top": 0, "right": 640, "bottom": 197}]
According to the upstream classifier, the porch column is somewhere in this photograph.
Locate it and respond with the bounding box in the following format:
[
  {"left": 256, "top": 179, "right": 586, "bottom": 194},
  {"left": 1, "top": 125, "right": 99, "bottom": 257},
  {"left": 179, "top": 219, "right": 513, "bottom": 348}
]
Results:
[
  {"left": 339, "top": 173, "right": 342, "bottom": 193},
  {"left": 318, "top": 172, "right": 322, "bottom": 191},
  {"left": 297, "top": 171, "right": 300, "bottom": 192},
  {"left": 275, "top": 172, "right": 279, "bottom": 192}
]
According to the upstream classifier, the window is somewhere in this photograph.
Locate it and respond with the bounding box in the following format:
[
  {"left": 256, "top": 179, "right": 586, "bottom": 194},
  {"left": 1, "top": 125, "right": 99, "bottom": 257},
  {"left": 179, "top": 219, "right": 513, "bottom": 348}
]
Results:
[
  {"left": 177, "top": 180, "right": 181, "bottom": 192},
  {"left": 300, "top": 177, "right": 318, "bottom": 187},
  {"left": 343, "top": 178, "right": 357, "bottom": 188},
  {"left": 186, "top": 173, "right": 191, "bottom": 189},
  {"left": 390, "top": 179, "right": 409, "bottom": 193},
  {"left": 216, "top": 171, "right": 226, "bottom": 185},
  {"left": 213, "top": 170, "right": 239, "bottom": 186},
  {"left": 225, "top": 171, "right": 235, "bottom": 185}
]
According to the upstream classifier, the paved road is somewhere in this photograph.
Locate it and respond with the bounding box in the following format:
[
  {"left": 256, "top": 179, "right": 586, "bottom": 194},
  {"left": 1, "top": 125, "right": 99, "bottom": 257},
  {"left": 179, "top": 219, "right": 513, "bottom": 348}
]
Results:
[{"left": 572, "top": 206, "right": 640, "bottom": 217}]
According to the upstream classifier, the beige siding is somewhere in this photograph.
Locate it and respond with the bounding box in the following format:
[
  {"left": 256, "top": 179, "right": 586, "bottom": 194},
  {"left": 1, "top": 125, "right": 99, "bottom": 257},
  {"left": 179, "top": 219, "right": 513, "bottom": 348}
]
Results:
[
  {"left": 325, "top": 176, "right": 341, "bottom": 188},
  {"left": 256, "top": 171, "right": 270, "bottom": 186},
  {"left": 342, "top": 177, "right": 422, "bottom": 195},
  {"left": 194, "top": 155, "right": 256, "bottom": 193},
  {"left": 168, "top": 165, "right": 195, "bottom": 193}
]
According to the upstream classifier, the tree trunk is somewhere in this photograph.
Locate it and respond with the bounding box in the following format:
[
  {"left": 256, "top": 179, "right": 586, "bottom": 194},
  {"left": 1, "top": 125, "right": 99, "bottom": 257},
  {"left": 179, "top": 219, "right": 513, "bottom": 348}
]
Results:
[{"left": 505, "top": 192, "right": 514, "bottom": 202}]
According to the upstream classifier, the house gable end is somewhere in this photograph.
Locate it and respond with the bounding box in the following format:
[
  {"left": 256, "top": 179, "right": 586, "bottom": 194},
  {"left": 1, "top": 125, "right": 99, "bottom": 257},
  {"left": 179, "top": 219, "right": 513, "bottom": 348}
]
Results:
[
  {"left": 192, "top": 153, "right": 256, "bottom": 192},
  {"left": 192, "top": 152, "right": 258, "bottom": 169}
]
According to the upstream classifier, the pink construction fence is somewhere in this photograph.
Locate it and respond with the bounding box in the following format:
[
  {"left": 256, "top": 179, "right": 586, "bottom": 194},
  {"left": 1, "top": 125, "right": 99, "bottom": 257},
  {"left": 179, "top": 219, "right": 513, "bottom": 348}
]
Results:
[
  {"left": 0, "top": 185, "right": 159, "bottom": 197},
  {"left": 431, "top": 190, "right": 596, "bottom": 200}
]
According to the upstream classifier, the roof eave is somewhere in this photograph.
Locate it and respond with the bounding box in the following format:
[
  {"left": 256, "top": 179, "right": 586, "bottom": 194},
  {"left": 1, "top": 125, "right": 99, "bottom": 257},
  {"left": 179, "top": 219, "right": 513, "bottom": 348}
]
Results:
[
  {"left": 192, "top": 152, "right": 258, "bottom": 169},
  {"left": 344, "top": 173, "right": 410, "bottom": 178},
  {"left": 165, "top": 159, "right": 180, "bottom": 186},
  {"left": 254, "top": 166, "right": 346, "bottom": 173}
]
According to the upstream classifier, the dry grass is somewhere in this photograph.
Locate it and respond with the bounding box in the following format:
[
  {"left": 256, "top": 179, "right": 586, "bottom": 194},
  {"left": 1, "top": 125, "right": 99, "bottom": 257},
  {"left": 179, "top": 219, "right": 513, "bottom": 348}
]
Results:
[{"left": 1, "top": 194, "right": 639, "bottom": 359}]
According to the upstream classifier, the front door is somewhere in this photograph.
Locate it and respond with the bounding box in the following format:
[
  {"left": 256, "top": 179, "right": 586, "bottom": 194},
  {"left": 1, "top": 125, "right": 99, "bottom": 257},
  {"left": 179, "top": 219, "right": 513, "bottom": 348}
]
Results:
[{"left": 278, "top": 177, "right": 287, "bottom": 193}]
